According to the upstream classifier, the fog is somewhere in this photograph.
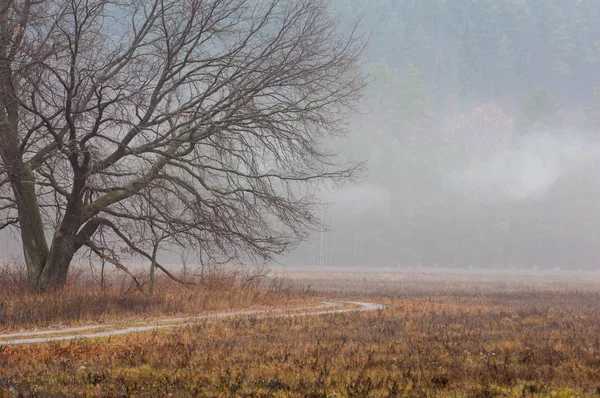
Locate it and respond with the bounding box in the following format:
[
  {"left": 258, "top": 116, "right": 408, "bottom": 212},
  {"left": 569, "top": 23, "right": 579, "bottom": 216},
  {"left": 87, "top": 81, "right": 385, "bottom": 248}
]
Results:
[
  {"left": 448, "top": 132, "right": 600, "bottom": 201},
  {"left": 284, "top": 0, "right": 600, "bottom": 270},
  {"left": 288, "top": 131, "right": 600, "bottom": 270}
]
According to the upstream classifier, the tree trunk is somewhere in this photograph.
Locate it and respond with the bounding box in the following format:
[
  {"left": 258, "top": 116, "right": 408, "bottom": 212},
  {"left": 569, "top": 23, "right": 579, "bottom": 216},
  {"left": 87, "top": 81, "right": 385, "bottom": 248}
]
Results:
[
  {"left": 37, "top": 175, "right": 87, "bottom": 290},
  {"left": 0, "top": 9, "right": 50, "bottom": 291},
  {"left": 0, "top": 136, "right": 50, "bottom": 290},
  {"left": 0, "top": 109, "right": 81, "bottom": 291},
  {"left": 0, "top": 114, "right": 87, "bottom": 291},
  {"left": 38, "top": 232, "right": 76, "bottom": 289},
  {"left": 0, "top": 65, "right": 50, "bottom": 291}
]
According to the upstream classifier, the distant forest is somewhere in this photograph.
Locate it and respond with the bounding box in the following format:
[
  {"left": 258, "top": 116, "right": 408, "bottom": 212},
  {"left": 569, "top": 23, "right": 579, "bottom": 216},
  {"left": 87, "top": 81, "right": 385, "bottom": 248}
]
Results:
[{"left": 336, "top": 0, "right": 600, "bottom": 110}]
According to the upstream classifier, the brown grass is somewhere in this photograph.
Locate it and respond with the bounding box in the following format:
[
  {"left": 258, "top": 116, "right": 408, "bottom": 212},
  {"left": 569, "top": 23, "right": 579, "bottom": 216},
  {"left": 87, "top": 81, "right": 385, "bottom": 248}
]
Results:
[
  {"left": 2, "top": 268, "right": 600, "bottom": 397},
  {"left": 0, "top": 262, "right": 309, "bottom": 332}
]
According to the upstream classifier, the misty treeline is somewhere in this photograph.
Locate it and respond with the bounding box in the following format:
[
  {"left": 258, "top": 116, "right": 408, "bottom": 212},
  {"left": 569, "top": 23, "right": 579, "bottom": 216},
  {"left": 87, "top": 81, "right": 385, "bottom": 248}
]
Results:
[
  {"left": 290, "top": 0, "right": 600, "bottom": 269},
  {"left": 338, "top": 0, "right": 600, "bottom": 106}
]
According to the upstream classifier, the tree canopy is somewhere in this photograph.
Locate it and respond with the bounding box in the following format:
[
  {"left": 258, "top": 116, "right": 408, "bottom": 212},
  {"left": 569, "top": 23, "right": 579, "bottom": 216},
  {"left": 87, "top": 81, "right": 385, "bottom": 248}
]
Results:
[{"left": 0, "top": 0, "right": 364, "bottom": 290}]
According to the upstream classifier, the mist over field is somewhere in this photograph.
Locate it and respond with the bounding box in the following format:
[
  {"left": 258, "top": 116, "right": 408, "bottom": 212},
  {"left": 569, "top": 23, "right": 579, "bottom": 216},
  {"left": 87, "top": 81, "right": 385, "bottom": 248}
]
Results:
[{"left": 285, "top": 0, "right": 600, "bottom": 270}]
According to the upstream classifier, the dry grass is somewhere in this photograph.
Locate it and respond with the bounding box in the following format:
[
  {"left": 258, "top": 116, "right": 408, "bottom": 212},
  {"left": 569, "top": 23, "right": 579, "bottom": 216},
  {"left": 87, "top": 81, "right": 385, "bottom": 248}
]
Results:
[
  {"left": 0, "top": 262, "right": 309, "bottom": 332},
  {"left": 3, "top": 267, "right": 600, "bottom": 397}
]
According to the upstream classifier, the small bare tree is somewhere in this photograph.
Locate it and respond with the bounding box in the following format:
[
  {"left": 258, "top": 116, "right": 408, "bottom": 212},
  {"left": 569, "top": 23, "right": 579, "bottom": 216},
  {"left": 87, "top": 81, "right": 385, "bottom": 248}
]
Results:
[{"left": 0, "top": 0, "right": 364, "bottom": 291}]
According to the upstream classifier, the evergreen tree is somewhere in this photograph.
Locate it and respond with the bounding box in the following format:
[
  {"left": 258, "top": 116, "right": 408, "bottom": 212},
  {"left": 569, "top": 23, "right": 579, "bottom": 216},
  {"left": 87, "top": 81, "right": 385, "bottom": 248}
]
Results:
[
  {"left": 517, "top": 85, "right": 561, "bottom": 133},
  {"left": 457, "top": 21, "right": 480, "bottom": 100},
  {"left": 494, "top": 34, "right": 517, "bottom": 96}
]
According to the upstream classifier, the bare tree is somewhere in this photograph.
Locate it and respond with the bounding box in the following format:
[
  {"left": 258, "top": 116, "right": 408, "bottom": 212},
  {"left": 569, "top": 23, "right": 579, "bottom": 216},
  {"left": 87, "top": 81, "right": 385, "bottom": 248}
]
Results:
[{"left": 0, "top": 0, "right": 364, "bottom": 291}]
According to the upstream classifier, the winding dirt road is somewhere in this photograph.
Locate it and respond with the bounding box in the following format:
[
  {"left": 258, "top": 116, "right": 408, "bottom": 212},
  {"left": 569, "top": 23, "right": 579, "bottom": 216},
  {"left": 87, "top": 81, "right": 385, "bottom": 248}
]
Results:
[{"left": 0, "top": 301, "right": 385, "bottom": 346}]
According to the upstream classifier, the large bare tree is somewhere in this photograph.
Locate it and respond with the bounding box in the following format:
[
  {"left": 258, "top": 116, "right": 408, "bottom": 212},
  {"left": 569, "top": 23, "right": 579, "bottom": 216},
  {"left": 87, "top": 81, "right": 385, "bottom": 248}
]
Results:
[{"left": 0, "top": 0, "right": 364, "bottom": 291}]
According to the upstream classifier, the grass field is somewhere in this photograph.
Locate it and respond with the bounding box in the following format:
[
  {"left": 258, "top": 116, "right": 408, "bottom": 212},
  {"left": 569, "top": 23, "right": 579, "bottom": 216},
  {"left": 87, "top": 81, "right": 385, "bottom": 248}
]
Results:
[{"left": 2, "top": 266, "right": 600, "bottom": 397}]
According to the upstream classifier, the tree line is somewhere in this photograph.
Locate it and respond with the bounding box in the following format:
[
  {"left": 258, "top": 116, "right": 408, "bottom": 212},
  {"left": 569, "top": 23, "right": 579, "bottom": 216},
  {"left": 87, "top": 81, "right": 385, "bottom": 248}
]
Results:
[{"left": 335, "top": 0, "right": 600, "bottom": 109}]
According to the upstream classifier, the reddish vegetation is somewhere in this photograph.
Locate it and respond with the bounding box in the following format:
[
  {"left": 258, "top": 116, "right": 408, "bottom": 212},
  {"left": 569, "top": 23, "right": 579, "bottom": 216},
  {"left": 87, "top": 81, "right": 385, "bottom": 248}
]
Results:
[{"left": 448, "top": 103, "right": 514, "bottom": 157}]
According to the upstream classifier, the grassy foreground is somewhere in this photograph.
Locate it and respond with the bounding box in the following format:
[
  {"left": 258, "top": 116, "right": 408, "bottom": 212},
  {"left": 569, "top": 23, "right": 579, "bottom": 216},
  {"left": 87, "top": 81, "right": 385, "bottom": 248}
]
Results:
[
  {"left": 2, "top": 268, "right": 600, "bottom": 397},
  {"left": 0, "top": 264, "right": 308, "bottom": 332}
]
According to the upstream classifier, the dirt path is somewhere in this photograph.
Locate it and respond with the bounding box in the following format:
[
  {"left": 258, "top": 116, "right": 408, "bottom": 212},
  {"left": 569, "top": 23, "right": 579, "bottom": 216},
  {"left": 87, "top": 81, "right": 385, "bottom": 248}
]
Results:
[{"left": 0, "top": 301, "right": 385, "bottom": 345}]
